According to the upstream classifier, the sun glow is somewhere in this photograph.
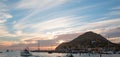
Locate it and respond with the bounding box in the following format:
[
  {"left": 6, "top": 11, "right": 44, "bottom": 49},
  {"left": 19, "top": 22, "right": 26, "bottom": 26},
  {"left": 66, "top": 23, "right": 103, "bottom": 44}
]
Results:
[{"left": 58, "top": 40, "right": 65, "bottom": 44}]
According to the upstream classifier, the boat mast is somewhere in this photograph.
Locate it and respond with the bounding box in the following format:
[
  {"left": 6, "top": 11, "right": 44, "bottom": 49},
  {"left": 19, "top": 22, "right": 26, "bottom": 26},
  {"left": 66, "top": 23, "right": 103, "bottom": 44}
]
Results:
[
  {"left": 107, "top": 35, "right": 110, "bottom": 51},
  {"left": 38, "top": 40, "right": 40, "bottom": 51}
]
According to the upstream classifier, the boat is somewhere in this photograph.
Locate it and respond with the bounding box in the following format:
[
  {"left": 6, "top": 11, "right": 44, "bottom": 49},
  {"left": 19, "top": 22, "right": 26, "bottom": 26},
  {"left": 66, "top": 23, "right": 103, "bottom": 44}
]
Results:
[
  {"left": 0, "top": 52, "right": 3, "bottom": 53},
  {"left": 20, "top": 49, "right": 32, "bottom": 56},
  {"left": 31, "top": 41, "right": 41, "bottom": 52},
  {"left": 65, "top": 53, "right": 74, "bottom": 57},
  {"left": 20, "top": 48, "right": 40, "bottom": 57},
  {"left": 48, "top": 51, "right": 53, "bottom": 54},
  {"left": 6, "top": 49, "right": 9, "bottom": 52}
]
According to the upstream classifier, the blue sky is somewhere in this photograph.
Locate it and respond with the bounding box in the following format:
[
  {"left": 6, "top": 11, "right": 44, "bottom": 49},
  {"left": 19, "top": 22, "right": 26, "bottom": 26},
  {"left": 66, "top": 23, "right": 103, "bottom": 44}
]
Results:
[{"left": 0, "top": 0, "right": 120, "bottom": 50}]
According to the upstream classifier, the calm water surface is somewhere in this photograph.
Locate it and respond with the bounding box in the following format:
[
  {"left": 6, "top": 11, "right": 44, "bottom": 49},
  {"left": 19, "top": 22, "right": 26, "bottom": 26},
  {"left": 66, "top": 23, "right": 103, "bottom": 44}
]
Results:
[{"left": 0, "top": 51, "right": 120, "bottom": 57}]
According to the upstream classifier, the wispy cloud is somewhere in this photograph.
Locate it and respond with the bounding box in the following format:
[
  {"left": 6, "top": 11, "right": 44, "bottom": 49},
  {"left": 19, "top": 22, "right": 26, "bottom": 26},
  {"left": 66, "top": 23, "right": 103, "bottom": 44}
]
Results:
[
  {"left": 72, "top": 18, "right": 120, "bottom": 32},
  {"left": 112, "top": 6, "right": 120, "bottom": 10},
  {"left": 106, "top": 6, "right": 120, "bottom": 16},
  {"left": 106, "top": 11, "right": 120, "bottom": 16},
  {"left": 0, "top": 2, "right": 12, "bottom": 23},
  {"left": 0, "top": 41, "right": 13, "bottom": 46},
  {"left": 108, "top": 37, "right": 120, "bottom": 43},
  {"left": 16, "top": 0, "right": 68, "bottom": 9},
  {"left": 0, "top": 2, "right": 13, "bottom": 37},
  {"left": 15, "top": 0, "right": 69, "bottom": 24},
  {"left": 14, "top": 16, "right": 86, "bottom": 33}
]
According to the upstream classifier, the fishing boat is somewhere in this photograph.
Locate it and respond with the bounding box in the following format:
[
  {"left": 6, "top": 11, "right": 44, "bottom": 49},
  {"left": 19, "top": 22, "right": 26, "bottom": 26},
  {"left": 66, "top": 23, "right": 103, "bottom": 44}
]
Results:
[
  {"left": 65, "top": 53, "right": 74, "bottom": 57},
  {"left": 20, "top": 48, "right": 40, "bottom": 57},
  {"left": 20, "top": 49, "right": 32, "bottom": 56}
]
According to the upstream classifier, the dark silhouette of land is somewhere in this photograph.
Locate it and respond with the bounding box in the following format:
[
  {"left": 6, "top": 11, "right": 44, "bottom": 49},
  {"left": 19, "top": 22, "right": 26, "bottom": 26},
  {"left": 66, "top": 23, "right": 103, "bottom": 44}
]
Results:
[
  {"left": 55, "top": 31, "right": 120, "bottom": 53},
  {"left": 31, "top": 31, "right": 120, "bottom": 53}
]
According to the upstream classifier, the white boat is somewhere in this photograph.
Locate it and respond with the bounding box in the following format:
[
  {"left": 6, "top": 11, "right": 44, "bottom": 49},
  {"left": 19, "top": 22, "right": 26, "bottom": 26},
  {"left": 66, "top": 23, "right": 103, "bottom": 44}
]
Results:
[
  {"left": 20, "top": 49, "right": 40, "bottom": 57},
  {"left": 65, "top": 53, "right": 74, "bottom": 57}
]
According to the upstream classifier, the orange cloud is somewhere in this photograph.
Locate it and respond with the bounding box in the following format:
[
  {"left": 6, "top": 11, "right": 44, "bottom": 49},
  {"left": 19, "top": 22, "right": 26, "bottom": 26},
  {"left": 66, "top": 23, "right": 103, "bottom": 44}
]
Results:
[
  {"left": 0, "top": 41, "right": 13, "bottom": 46},
  {"left": 107, "top": 37, "right": 120, "bottom": 43}
]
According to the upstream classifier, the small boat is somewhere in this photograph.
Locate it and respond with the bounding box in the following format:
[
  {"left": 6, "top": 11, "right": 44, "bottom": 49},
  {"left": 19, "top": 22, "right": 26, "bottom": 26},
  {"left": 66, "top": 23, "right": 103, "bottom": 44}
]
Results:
[
  {"left": 0, "top": 52, "right": 3, "bottom": 53},
  {"left": 48, "top": 50, "right": 53, "bottom": 54},
  {"left": 20, "top": 48, "right": 40, "bottom": 57},
  {"left": 20, "top": 49, "right": 32, "bottom": 56},
  {"left": 65, "top": 53, "right": 74, "bottom": 57},
  {"left": 6, "top": 49, "right": 9, "bottom": 52}
]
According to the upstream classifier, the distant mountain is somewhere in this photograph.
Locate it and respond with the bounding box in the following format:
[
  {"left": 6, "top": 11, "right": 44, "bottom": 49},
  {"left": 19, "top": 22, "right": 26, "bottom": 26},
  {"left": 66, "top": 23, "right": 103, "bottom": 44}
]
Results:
[{"left": 55, "top": 31, "right": 120, "bottom": 51}]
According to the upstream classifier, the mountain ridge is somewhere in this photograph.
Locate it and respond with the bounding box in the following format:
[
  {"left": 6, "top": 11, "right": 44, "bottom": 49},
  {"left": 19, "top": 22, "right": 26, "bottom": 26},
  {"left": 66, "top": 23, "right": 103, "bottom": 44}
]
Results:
[{"left": 55, "top": 31, "right": 120, "bottom": 51}]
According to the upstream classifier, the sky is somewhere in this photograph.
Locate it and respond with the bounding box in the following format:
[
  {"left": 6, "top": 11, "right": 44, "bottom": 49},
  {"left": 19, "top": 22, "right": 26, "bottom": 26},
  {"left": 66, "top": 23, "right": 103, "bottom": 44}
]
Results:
[{"left": 0, "top": 0, "right": 120, "bottom": 50}]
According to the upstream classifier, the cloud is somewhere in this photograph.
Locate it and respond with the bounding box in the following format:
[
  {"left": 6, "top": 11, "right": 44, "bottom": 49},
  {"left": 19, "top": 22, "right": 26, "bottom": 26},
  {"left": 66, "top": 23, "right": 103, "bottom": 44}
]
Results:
[
  {"left": 0, "top": 2, "right": 12, "bottom": 23},
  {"left": 31, "top": 16, "right": 75, "bottom": 32},
  {"left": 20, "top": 33, "right": 56, "bottom": 41},
  {"left": 112, "top": 6, "right": 120, "bottom": 10},
  {"left": 71, "top": 18, "right": 120, "bottom": 33},
  {"left": 100, "top": 27, "right": 120, "bottom": 37},
  {"left": 14, "top": 16, "right": 84, "bottom": 34},
  {"left": 106, "top": 11, "right": 120, "bottom": 16},
  {"left": 106, "top": 6, "right": 120, "bottom": 16},
  {"left": 36, "top": 18, "right": 119, "bottom": 36},
  {"left": 0, "top": 2, "right": 14, "bottom": 37},
  {"left": 0, "top": 41, "right": 13, "bottom": 46},
  {"left": 14, "top": 0, "right": 69, "bottom": 25},
  {"left": 13, "top": 1, "right": 98, "bottom": 34},
  {"left": 108, "top": 37, "right": 120, "bottom": 43},
  {"left": 16, "top": 0, "right": 68, "bottom": 9},
  {"left": 0, "top": 13, "right": 13, "bottom": 23}
]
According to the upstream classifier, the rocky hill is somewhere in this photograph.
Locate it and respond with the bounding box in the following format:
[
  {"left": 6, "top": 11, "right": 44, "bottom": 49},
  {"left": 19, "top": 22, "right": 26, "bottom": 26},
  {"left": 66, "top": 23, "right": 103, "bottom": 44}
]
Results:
[{"left": 55, "top": 31, "right": 120, "bottom": 51}]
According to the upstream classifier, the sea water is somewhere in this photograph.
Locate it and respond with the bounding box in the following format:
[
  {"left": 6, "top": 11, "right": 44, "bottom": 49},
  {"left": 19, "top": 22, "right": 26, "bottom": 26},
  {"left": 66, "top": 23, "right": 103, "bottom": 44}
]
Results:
[{"left": 0, "top": 51, "right": 120, "bottom": 57}]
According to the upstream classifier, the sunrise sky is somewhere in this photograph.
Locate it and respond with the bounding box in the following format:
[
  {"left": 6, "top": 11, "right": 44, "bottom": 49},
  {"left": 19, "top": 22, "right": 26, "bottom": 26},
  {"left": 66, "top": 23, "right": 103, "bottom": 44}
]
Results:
[{"left": 0, "top": 0, "right": 120, "bottom": 50}]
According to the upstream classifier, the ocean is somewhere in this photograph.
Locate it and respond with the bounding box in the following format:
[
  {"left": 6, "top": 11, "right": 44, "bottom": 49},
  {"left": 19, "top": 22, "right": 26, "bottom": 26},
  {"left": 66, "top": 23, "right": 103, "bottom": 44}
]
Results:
[{"left": 0, "top": 51, "right": 120, "bottom": 57}]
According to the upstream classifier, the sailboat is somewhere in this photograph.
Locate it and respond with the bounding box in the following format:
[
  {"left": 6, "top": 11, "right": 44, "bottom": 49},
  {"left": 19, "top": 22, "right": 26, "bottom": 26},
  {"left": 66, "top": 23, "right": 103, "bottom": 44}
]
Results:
[
  {"left": 106, "top": 35, "right": 113, "bottom": 54},
  {"left": 31, "top": 40, "right": 41, "bottom": 52},
  {"left": 48, "top": 44, "right": 53, "bottom": 54}
]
